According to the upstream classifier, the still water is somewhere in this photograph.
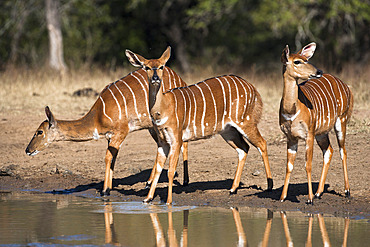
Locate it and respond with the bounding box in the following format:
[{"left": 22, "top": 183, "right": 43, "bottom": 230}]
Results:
[{"left": 0, "top": 191, "right": 368, "bottom": 246}]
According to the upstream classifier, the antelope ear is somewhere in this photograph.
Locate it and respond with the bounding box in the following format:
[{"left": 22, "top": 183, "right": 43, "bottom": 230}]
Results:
[
  {"left": 125, "top": 49, "right": 147, "bottom": 67},
  {"left": 159, "top": 46, "right": 171, "bottom": 65},
  {"left": 281, "top": 45, "right": 290, "bottom": 64},
  {"left": 299, "top": 42, "right": 316, "bottom": 60},
  {"left": 45, "top": 106, "right": 56, "bottom": 128}
]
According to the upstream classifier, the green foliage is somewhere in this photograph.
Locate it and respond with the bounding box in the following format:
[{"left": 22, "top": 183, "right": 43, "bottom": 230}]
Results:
[{"left": 0, "top": 0, "right": 368, "bottom": 70}]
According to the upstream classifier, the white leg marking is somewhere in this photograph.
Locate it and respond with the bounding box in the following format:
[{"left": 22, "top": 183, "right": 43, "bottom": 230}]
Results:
[
  {"left": 288, "top": 162, "right": 294, "bottom": 172},
  {"left": 340, "top": 148, "right": 344, "bottom": 160},
  {"left": 335, "top": 118, "right": 343, "bottom": 141},
  {"left": 236, "top": 148, "right": 246, "bottom": 161},
  {"left": 156, "top": 162, "right": 163, "bottom": 173},
  {"left": 323, "top": 148, "right": 332, "bottom": 164}
]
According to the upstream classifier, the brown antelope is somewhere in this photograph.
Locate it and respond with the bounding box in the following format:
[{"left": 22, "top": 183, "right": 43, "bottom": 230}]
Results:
[
  {"left": 126, "top": 46, "right": 273, "bottom": 204},
  {"left": 25, "top": 66, "right": 190, "bottom": 195},
  {"left": 279, "top": 42, "right": 353, "bottom": 204}
]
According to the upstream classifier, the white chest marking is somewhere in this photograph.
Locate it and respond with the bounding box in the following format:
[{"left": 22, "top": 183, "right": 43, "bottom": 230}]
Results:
[
  {"left": 155, "top": 116, "right": 168, "bottom": 126},
  {"left": 282, "top": 110, "right": 301, "bottom": 121},
  {"left": 93, "top": 128, "right": 99, "bottom": 140}
]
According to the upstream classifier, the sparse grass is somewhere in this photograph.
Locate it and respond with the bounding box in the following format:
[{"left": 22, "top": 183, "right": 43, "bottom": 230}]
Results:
[{"left": 0, "top": 63, "right": 369, "bottom": 133}]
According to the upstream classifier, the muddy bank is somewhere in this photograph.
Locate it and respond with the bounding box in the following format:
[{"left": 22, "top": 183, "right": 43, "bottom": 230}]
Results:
[{"left": 0, "top": 113, "right": 369, "bottom": 219}]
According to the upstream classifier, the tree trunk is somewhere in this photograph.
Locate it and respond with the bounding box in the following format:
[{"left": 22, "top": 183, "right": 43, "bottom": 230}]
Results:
[
  {"left": 45, "top": 0, "right": 67, "bottom": 72},
  {"left": 9, "top": 1, "right": 31, "bottom": 65}
]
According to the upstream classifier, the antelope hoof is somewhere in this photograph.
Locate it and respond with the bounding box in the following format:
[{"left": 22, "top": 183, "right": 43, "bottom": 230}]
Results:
[
  {"left": 345, "top": 190, "right": 351, "bottom": 198},
  {"left": 229, "top": 188, "right": 238, "bottom": 195},
  {"left": 267, "top": 178, "right": 273, "bottom": 191},
  {"left": 101, "top": 188, "right": 111, "bottom": 197},
  {"left": 143, "top": 197, "right": 153, "bottom": 204},
  {"left": 183, "top": 180, "right": 189, "bottom": 186},
  {"left": 315, "top": 193, "right": 322, "bottom": 199},
  {"left": 306, "top": 199, "right": 314, "bottom": 205}
]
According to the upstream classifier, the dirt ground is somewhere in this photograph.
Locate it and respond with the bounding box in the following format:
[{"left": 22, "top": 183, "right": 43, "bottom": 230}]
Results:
[{"left": 0, "top": 105, "right": 369, "bottom": 219}]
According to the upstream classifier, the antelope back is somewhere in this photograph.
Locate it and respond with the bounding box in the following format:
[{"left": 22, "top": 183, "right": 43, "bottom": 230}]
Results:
[
  {"left": 299, "top": 74, "right": 353, "bottom": 133},
  {"left": 96, "top": 67, "right": 187, "bottom": 131},
  {"left": 167, "top": 75, "right": 262, "bottom": 141}
]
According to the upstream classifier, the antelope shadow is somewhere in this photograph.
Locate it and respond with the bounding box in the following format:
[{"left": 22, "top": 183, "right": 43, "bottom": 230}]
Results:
[
  {"left": 248, "top": 182, "right": 338, "bottom": 203},
  {"left": 46, "top": 168, "right": 267, "bottom": 200}
]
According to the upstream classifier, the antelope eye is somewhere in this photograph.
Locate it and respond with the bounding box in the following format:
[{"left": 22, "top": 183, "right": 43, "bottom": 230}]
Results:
[
  {"left": 294, "top": 60, "right": 302, "bottom": 65},
  {"left": 159, "top": 66, "right": 164, "bottom": 70},
  {"left": 37, "top": 130, "right": 43, "bottom": 135},
  {"left": 144, "top": 66, "right": 151, "bottom": 71}
]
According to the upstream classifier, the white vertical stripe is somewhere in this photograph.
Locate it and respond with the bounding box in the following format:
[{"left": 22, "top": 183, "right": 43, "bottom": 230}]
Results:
[
  {"left": 178, "top": 89, "right": 187, "bottom": 127},
  {"left": 229, "top": 76, "right": 240, "bottom": 123},
  {"left": 113, "top": 83, "right": 128, "bottom": 119},
  {"left": 189, "top": 86, "right": 197, "bottom": 136},
  {"left": 132, "top": 71, "right": 149, "bottom": 112},
  {"left": 329, "top": 74, "right": 344, "bottom": 113},
  {"left": 166, "top": 67, "right": 174, "bottom": 89},
  {"left": 184, "top": 88, "right": 192, "bottom": 136},
  {"left": 234, "top": 77, "right": 248, "bottom": 118},
  {"left": 223, "top": 77, "right": 232, "bottom": 119},
  {"left": 119, "top": 79, "right": 141, "bottom": 121},
  {"left": 311, "top": 80, "right": 330, "bottom": 127},
  {"left": 195, "top": 84, "right": 206, "bottom": 136},
  {"left": 322, "top": 76, "right": 337, "bottom": 117},
  {"left": 99, "top": 96, "right": 113, "bottom": 123},
  {"left": 170, "top": 91, "right": 179, "bottom": 129},
  {"left": 216, "top": 77, "right": 227, "bottom": 128},
  {"left": 203, "top": 81, "right": 217, "bottom": 132},
  {"left": 108, "top": 87, "right": 121, "bottom": 120}
]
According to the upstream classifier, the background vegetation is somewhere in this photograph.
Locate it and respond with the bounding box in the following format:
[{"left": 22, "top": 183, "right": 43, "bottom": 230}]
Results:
[
  {"left": 0, "top": 0, "right": 369, "bottom": 135},
  {"left": 0, "top": 0, "right": 369, "bottom": 72}
]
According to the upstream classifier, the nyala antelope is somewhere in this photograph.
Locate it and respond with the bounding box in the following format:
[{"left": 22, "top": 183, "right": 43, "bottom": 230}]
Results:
[
  {"left": 126, "top": 47, "right": 273, "bottom": 204},
  {"left": 25, "top": 66, "right": 190, "bottom": 195},
  {"left": 279, "top": 42, "right": 353, "bottom": 204}
]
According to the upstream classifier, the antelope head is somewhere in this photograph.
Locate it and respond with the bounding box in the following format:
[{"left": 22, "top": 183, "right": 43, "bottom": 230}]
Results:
[
  {"left": 25, "top": 106, "right": 58, "bottom": 156},
  {"left": 281, "top": 42, "right": 323, "bottom": 82},
  {"left": 125, "top": 46, "right": 171, "bottom": 87}
]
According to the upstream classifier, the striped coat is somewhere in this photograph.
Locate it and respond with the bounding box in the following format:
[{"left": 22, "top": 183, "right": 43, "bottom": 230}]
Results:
[{"left": 162, "top": 75, "right": 263, "bottom": 142}]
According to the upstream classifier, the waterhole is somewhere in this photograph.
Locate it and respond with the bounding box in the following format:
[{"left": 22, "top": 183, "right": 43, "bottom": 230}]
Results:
[{"left": 0, "top": 191, "right": 368, "bottom": 246}]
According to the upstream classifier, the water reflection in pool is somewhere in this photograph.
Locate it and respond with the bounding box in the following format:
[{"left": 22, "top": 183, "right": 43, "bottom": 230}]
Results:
[{"left": 0, "top": 192, "right": 368, "bottom": 246}]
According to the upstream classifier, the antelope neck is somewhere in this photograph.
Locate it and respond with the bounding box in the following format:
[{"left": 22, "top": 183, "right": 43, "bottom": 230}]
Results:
[
  {"left": 281, "top": 72, "right": 299, "bottom": 115},
  {"left": 149, "top": 81, "right": 164, "bottom": 118},
  {"left": 56, "top": 113, "right": 98, "bottom": 141}
]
